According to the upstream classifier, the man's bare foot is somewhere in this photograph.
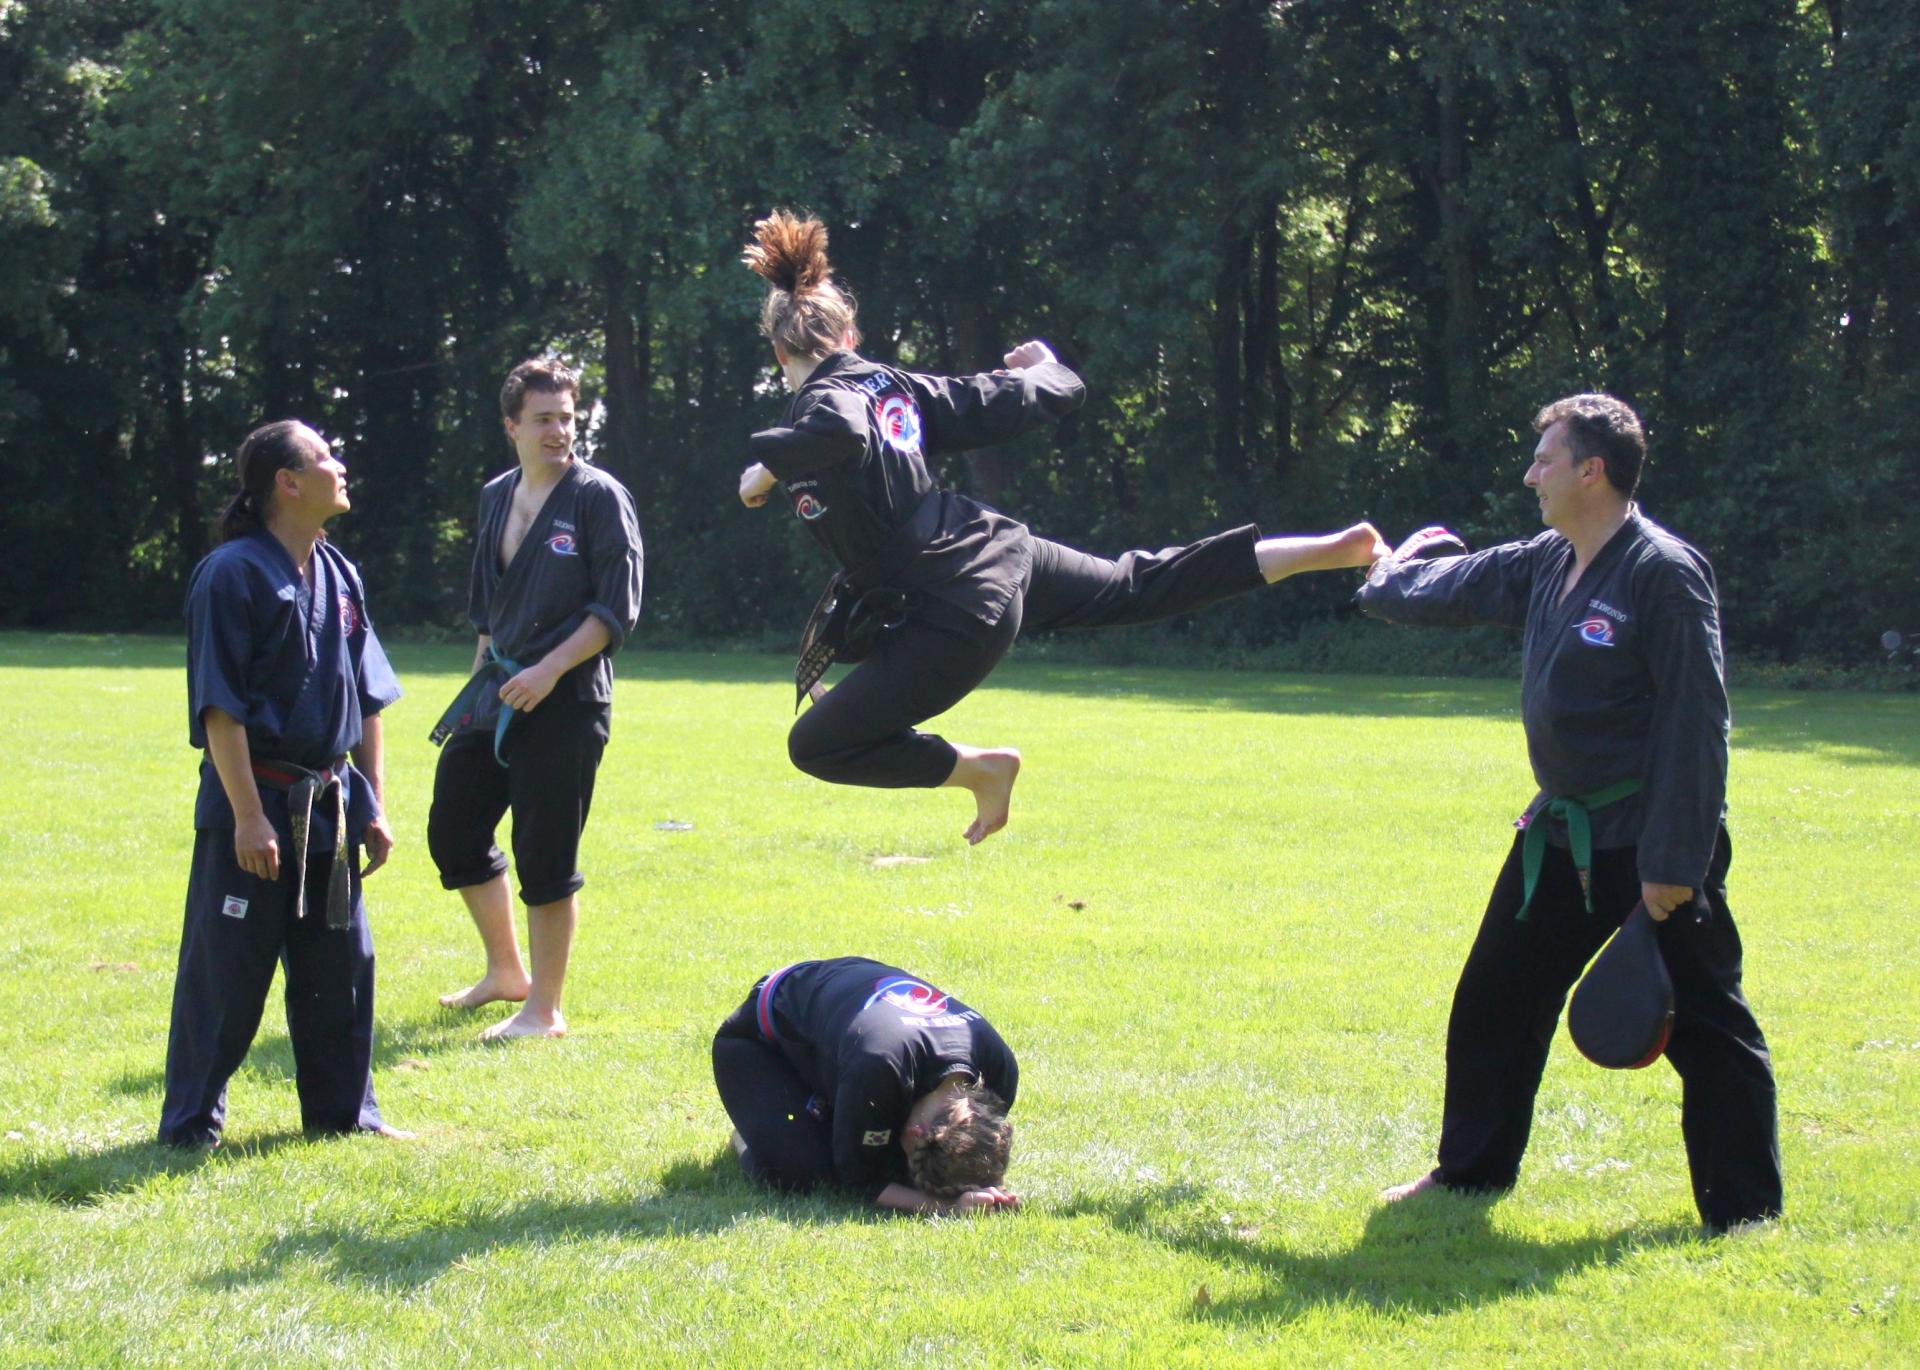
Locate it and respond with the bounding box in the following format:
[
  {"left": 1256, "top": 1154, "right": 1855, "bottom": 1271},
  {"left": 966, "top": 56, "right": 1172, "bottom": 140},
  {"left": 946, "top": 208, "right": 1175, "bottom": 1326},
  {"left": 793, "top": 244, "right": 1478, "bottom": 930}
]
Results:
[
  {"left": 370, "top": 1123, "right": 417, "bottom": 1140},
  {"left": 438, "top": 973, "right": 530, "bottom": 1010},
  {"left": 1381, "top": 1172, "right": 1441, "bottom": 1203},
  {"left": 478, "top": 1007, "right": 568, "bottom": 1041},
  {"left": 957, "top": 749, "right": 1021, "bottom": 845}
]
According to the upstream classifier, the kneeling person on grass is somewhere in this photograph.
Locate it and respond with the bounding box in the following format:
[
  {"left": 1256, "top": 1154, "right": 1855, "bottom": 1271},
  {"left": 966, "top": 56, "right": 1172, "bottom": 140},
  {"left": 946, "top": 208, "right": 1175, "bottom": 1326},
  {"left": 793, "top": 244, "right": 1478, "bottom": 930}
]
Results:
[{"left": 713, "top": 957, "right": 1019, "bottom": 1214}]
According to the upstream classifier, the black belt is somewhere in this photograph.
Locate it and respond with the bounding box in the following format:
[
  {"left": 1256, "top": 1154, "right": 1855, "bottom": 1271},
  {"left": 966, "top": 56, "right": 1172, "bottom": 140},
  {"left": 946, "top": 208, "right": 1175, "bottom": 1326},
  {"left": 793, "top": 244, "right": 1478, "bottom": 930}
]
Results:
[
  {"left": 793, "top": 489, "right": 941, "bottom": 705},
  {"left": 249, "top": 756, "right": 352, "bottom": 929}
]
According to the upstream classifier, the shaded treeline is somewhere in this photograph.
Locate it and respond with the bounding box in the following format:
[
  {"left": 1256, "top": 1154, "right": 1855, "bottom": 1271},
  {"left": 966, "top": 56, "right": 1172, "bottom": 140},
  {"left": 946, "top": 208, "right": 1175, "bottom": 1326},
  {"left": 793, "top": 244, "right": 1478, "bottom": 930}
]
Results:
[{"left": 1, "top": 0, "right": 1914, "bottom": 659}]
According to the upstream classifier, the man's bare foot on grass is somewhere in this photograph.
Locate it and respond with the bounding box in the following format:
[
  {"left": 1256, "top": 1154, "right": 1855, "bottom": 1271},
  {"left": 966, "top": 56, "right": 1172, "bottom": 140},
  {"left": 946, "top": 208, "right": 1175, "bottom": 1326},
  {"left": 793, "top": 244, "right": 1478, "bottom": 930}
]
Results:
[
  {"left": 478, "top": 1007, "right": 567, "bottom": 1042},
  {"left": 1381, "top": 1172, "right": 1441, "bottom": 1203},
  {"left": 370, "top": 1123, "right": 417, "bottom": 1140},
  {"left": 438, "top": 972, "right": 530, "bottom": 1010},
  {"left": 945, "top": 747, "right": 1021, "bottom": 845}
]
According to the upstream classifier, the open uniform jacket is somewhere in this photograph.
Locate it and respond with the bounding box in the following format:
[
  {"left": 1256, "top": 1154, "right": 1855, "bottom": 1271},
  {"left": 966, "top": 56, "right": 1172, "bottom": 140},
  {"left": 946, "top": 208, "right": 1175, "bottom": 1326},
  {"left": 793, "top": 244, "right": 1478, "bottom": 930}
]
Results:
[
  {"left": 757, "top": 957, "right": 1019, "bottom": 1201},
  {"left": 748, "top": 351, "right": 1085, "bottom": 638},
  {"left": 185, "top": 530, "right": 402, "bottom": 850},
  {"left": 1354, "top": 509, "right": 1728, "bottom": 890},
  {"left": 467, "top": 460, "right": 644, "bottom": 708}
]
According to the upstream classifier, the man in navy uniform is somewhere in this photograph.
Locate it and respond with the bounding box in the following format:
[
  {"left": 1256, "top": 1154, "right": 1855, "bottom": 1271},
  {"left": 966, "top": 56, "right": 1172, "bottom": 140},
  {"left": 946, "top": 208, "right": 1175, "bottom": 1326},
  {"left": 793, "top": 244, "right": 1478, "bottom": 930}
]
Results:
[
  {"left": 1358, "top": 393, "right": 1781, "bottom": 1232},
  {"left": 160, "top": 420, "right": 406, "bottom": 1146}
]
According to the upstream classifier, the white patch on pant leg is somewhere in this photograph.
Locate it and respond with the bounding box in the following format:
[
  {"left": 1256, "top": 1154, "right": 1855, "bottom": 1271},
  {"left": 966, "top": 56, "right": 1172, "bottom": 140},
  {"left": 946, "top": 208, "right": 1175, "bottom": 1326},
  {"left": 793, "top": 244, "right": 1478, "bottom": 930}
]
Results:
[{"left": 221, "top": 896, "right": 249, "bottom": 919}]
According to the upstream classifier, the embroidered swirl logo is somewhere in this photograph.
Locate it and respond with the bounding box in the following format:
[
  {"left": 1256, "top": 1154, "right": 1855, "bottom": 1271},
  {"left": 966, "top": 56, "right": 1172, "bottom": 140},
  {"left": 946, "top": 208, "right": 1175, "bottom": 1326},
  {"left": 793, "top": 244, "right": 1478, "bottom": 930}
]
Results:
[
  {"left": 876, "top": 394, "right": 923, "bottom": 455},
  {"left": 794, "top": 493, "right": 828, "bottom": 521},
  {"left": 1576, "top": 616, "right": 1617, "bottom": 646},
  {"left": 338, "top": 593, "right": 358, "bottom": 637},
  {"left": 547, "top": 533, "right": 579, "bottom": 556},
  {"left": 863, "top": 977, "right": 950, "bottom": 1015}
]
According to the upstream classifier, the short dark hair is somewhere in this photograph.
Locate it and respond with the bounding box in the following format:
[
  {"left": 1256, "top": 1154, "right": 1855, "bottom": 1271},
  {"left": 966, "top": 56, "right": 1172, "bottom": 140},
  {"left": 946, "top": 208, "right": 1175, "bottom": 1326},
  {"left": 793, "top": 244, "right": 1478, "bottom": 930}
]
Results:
[
  {"left": 500, "top": 357, "right": 580, "bottom": 421},
  {"left": 1532, "top": 393, "right": 1646, "bottom": 497},
  {"left": 905, "top": 1084, "right": 1013, "bottom": 1200}
]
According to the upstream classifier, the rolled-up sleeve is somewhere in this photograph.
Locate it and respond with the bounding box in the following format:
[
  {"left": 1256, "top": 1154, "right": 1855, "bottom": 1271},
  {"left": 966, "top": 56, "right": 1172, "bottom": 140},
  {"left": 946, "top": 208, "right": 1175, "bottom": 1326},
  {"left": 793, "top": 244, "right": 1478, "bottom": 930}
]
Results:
[{"left": 580, "top": 478, "right": 644, "bottom": 653}]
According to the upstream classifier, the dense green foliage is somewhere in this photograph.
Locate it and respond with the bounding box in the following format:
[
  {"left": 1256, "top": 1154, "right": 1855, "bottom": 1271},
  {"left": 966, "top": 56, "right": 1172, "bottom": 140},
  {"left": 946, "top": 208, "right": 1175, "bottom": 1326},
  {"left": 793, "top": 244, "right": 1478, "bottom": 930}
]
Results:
[
  {"left": 2, "top": 636, "right": 1917, "bottom": 1363},
  {"left": 2, "top": 1, "right": 1915, "bottom": 661}
]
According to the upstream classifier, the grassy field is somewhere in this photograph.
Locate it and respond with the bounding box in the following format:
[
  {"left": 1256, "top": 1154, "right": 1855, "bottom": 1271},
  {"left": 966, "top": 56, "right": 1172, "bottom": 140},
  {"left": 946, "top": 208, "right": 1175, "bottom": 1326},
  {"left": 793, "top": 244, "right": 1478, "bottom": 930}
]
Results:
[{"left": 0, "top": 632, "right": 1914, "bottom": 1367}]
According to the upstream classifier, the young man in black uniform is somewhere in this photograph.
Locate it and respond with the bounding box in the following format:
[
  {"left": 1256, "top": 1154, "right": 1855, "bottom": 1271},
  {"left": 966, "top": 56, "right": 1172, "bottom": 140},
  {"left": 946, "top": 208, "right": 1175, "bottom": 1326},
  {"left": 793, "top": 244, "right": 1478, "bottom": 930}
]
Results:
[
  {"left": 429, "top": 359, "right": 644, "bottom": 1040},
  {"left": 738, "top": 211, "right": 1387, "bottom": 844},
  {"left": 712, "top": 957, "right": 1020, "bottom": 1213},
  {"left": 1357, "top": 393, "right": 1781, "bottom": 1233}
]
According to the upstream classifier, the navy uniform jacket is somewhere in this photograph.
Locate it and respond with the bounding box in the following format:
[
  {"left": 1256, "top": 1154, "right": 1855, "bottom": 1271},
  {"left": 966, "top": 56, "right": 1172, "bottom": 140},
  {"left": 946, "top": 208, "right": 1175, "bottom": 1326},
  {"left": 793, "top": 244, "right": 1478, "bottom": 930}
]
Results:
[
  {"left": 759, "top": 957, "right": 1019, "bottom": 1200},
  {"left": 1355, "top": 510, "right": 1728, "bottom": 890},
  {"left": 748, "top": 351, "right": 1085, "bottom": 635},
  {"left": 468, "top": 459, "right": 644, "bottom": 706},
  {"left": 185, "top": 531, "right": 402, "bottom": 850}
]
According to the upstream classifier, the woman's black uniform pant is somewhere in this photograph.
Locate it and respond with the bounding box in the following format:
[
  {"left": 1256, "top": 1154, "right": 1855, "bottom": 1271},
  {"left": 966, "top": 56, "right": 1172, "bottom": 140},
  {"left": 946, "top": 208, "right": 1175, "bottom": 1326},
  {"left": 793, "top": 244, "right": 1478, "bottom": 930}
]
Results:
[
  {"left": 787, "top": 525, "right": 1266, "bottom": 788},
  {"left": 159, "top": 828, "right": 383, "bottom": 1146},
  {"left": 1433, "top": 826, "right": 1782, "bottom": 1230},
  {"left": 712, "top": 983, "right": 835, "bottom": 1192}
]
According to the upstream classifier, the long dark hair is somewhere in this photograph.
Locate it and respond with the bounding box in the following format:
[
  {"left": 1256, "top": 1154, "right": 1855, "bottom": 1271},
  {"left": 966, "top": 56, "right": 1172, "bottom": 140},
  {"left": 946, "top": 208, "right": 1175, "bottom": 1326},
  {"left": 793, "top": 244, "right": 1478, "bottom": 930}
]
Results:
[{"left": 219, "top": 421, "right": 312, "bottom": 543}]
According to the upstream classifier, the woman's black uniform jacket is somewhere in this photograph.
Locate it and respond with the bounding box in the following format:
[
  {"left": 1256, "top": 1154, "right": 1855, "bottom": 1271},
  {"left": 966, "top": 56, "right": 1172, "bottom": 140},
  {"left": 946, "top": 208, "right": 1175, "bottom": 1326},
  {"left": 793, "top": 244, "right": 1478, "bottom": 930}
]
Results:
[{"left": 748, "top": 350, "right": 1085, "bottom": 638}]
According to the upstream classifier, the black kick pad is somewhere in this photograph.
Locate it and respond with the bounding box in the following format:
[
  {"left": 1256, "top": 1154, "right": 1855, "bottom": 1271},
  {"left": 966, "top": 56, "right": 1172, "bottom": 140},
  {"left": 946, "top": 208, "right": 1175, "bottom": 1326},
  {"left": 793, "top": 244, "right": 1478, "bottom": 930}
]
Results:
[{"left": 1568, "top": 902, "right": 1675, "bottom": 1069}]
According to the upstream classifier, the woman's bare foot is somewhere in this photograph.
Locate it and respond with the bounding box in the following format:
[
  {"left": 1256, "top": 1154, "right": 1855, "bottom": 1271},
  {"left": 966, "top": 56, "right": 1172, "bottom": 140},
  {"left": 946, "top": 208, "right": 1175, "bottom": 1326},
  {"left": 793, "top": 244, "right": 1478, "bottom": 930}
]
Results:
[
  {"left": 1256, "top": 523, "right": 1391, "bottom": 582},
  {"left": 438, "top": 972, "right": 530, "bottom": 1011},
  {"left": 943, "top": 746, "right": 1022, "bottom": 845},
  {"left": 478, "top": 1006, "right": 567, "bottom": 1041}
]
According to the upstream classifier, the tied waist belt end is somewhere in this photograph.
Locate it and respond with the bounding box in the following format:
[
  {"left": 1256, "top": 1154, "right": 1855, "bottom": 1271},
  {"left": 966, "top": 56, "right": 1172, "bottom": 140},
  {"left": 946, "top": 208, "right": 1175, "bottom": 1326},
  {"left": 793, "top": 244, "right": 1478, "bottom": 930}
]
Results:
[
  {"left": 249, "top": 756, "right": 353, "bottom": 929},
  {"left": 1516, "top": 777, "right": 1643, "bottom": 921},
  {"left": 428, "top": 645, "right": 523, "bottom": 765}
]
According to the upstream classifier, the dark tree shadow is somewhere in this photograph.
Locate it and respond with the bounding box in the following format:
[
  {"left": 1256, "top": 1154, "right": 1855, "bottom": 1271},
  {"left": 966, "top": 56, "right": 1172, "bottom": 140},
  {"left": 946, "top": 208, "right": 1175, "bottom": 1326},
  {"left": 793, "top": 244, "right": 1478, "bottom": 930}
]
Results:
[
  {"left": 1058, "top": 1185, "right": 1695, "bottom": 1322},
  {"left": 0, "top": 1131, "right": 306, "bottom": 1205},
  {"left": 199, "top": 1148, "right": 914, "bottom": 1291}
]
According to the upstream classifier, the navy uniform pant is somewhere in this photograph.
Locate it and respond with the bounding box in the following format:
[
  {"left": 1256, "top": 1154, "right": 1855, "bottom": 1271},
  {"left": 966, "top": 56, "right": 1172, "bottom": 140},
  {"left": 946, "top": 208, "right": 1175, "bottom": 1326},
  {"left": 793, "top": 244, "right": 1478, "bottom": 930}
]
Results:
[
  {"left": 1433, "top": 825, "right": 1782, "bottom": 1230},
  {"left": 711, "top": 981, "right": 836, "bottom": 1193},
  {"left": 158, "top": 827, "right": 383, "bottom": 1146},
  {"left": 787, "top": 524, "right": 1266, "bottom": 788}
]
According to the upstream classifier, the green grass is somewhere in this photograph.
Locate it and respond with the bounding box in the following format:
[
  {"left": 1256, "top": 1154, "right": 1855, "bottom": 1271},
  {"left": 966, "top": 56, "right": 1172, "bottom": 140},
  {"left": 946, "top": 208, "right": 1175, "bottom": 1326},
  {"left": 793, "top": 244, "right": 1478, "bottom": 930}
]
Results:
[{"left": 0, "top": 631, "right": 1914, "bottom": 1367}]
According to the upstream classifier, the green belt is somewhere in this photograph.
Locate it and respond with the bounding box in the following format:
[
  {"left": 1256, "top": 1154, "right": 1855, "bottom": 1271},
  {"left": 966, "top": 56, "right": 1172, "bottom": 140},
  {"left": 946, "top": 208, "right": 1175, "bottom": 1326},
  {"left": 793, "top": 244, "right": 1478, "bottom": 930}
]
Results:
[
  {"left": 1517, "top": 777, "right": 1643, "bottom": 920},
  {"left": 427, "top": 645, "right": 523, "bottom": 766}
]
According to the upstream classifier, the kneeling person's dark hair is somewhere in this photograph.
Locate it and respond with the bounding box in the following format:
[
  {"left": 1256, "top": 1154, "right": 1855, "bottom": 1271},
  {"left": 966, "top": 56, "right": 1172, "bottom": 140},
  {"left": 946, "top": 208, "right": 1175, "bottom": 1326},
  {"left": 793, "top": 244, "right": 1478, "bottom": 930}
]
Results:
[
  {"left": 907, "top": 1084, "right": 1013, "bottom": 1200},
  {"left": 1533, "top": 392, "right": 1647, "bottom": 497}
]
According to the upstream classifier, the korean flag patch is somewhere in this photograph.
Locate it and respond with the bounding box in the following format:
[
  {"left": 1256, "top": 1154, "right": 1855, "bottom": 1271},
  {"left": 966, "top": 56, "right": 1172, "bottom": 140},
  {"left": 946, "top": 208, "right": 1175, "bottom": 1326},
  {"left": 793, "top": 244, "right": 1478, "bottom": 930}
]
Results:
[
  {"left": 862, "top": 1129, "right": 892, "bottom": 1147},
  {"left": 221, "top": 895, "right": 249, "bottom": 920}
]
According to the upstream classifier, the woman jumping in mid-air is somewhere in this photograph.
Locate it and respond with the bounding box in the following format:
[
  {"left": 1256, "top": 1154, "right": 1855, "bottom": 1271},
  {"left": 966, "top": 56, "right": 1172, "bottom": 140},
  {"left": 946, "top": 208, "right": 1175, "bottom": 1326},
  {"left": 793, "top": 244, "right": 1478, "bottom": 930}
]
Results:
[{"left": 738, "top": 211, "right": 1387, "bottom": 844}]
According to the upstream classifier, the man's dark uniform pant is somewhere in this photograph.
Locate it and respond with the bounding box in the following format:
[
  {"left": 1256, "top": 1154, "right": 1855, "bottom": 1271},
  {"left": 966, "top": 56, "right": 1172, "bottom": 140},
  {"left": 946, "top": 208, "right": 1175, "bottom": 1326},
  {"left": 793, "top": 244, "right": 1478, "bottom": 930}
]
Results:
[
  {"left": 1438, "top": 825, "right": 1782, "bottom": 1230},
  {"left": 159, "top": 830, "right": 379, "bottom": 1145}
]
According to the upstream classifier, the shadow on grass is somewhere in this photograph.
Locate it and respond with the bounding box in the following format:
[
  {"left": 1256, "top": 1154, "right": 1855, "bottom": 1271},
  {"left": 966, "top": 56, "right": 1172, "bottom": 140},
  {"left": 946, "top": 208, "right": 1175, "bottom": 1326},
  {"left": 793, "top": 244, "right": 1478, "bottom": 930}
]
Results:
[
  {"left": 104, "top": 1014, "right": 480, "bottom": 1099},
  {"left": 1062, "top": 1185, "right": 1694, "bottom": 1320},
  {"left": 198, "top": 1148, "right": 899, "bottom": 1291},
  {"left": 0, "top": 1131, "right": 307, "bottom": 1205}
]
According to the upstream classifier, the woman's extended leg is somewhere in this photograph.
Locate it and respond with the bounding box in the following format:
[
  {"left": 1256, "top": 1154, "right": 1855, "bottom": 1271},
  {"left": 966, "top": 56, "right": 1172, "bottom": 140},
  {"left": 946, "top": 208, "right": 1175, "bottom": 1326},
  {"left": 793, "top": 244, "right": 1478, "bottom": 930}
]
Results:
[{"left": 1021, "top": 522, "right": 1384, "bottom": 632}]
